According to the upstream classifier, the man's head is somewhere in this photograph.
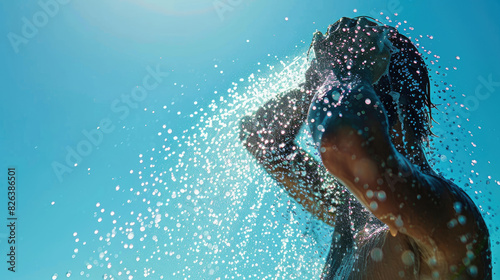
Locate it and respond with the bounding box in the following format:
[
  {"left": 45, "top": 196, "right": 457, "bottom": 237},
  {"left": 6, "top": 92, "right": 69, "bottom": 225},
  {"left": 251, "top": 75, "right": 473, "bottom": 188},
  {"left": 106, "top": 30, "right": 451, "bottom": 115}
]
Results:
[{"left": 307, "top": 17, "right": 432, "bottom": 149}]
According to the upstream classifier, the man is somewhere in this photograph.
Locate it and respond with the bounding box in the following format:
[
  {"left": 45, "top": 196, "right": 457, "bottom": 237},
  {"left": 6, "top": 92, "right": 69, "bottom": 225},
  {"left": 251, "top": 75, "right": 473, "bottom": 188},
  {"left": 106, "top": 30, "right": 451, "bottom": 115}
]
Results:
[{"left": 239, "top": 17, "right": 491, "bottom": 279}]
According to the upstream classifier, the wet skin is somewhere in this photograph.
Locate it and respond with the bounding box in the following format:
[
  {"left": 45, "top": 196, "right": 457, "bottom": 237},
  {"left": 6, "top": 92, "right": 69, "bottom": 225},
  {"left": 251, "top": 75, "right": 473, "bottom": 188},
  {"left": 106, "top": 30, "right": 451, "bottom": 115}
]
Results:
[{"left": 240, "top": 17, "right": 491, "bottom": 279}]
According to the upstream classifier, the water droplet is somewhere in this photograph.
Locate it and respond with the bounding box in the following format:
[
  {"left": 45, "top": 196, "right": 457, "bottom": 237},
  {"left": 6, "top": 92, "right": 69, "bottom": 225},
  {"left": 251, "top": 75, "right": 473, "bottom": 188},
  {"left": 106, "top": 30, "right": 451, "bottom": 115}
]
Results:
[
  {"left": 377, "top": 191, "right": 386, "bottom": 201},
  {"left": 458, "top": 215, "right": 466, "bottom": 225},
  {"left": 395, "top": 215, "right": 404, "bottom": 227},
  {"left": 467, "top": 265, "right": 478, "bottom": 277},
  {"left": 366, "top": 190, "right": 374, "bottom": 198},
  {"left": 401, "top": 250, "right": 415, "bottom": 266},
  {"left": 370, "top": 248, "right": 383, "bottom": 262}
]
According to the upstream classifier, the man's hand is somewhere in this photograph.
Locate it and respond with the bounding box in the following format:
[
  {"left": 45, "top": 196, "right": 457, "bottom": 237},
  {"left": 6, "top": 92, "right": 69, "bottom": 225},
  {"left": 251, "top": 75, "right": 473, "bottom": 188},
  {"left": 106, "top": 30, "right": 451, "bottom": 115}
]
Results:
[{"left": 312, "top": 17, "right": 395, "bottom": 84}]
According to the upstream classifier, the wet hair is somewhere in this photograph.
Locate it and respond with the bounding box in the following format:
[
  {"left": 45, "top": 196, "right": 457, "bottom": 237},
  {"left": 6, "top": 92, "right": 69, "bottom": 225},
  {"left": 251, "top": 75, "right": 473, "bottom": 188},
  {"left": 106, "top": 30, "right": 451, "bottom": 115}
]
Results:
[
  {"left": 374, "top": 26, "right": 432, "bottom": 145},
  {"left": 307, "top": 17, "right": 433, "bottom": 147}
]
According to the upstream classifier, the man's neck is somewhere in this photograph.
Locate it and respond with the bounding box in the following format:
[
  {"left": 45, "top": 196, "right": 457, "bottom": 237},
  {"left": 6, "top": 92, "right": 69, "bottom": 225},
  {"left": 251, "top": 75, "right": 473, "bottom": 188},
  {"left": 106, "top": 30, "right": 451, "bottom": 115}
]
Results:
[{"left": 391, "top": 122, "right": 434, "bottom": 175}]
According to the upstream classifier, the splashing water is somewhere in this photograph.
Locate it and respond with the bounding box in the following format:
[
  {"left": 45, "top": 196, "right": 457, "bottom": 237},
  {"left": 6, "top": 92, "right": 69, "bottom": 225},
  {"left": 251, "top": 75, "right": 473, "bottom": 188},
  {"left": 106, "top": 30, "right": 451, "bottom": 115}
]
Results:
[
  {"left": 64, "top": 14, "right": 498, "bottom": 279},
  {"left": 65, "top": 52, "right": 338, "bottom": 279}
]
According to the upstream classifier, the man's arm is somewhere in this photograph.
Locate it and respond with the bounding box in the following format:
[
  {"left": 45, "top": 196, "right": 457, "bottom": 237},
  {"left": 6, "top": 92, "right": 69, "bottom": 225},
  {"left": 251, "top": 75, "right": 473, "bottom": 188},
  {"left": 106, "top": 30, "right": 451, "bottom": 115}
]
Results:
[
  {"left": 305, "top": 16, "right": 491, "bottom": 278},
  {"left": 239, "top": 87, "right": 338, "bottom": 226}
]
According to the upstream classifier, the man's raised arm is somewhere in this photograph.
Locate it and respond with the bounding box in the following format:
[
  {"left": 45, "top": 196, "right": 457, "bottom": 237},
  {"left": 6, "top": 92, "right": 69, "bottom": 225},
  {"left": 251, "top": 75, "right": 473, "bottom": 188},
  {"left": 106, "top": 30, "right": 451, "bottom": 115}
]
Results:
[{"left": 239, "top": 86, "right": 338, "bottom": 226}]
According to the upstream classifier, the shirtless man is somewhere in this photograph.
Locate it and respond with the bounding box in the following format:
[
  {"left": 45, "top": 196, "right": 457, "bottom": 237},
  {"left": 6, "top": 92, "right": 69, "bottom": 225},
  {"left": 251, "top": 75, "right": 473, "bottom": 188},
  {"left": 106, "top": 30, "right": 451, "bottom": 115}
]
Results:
[{"left": 239, "top": 17, "right": 491, "bottom": 279}]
